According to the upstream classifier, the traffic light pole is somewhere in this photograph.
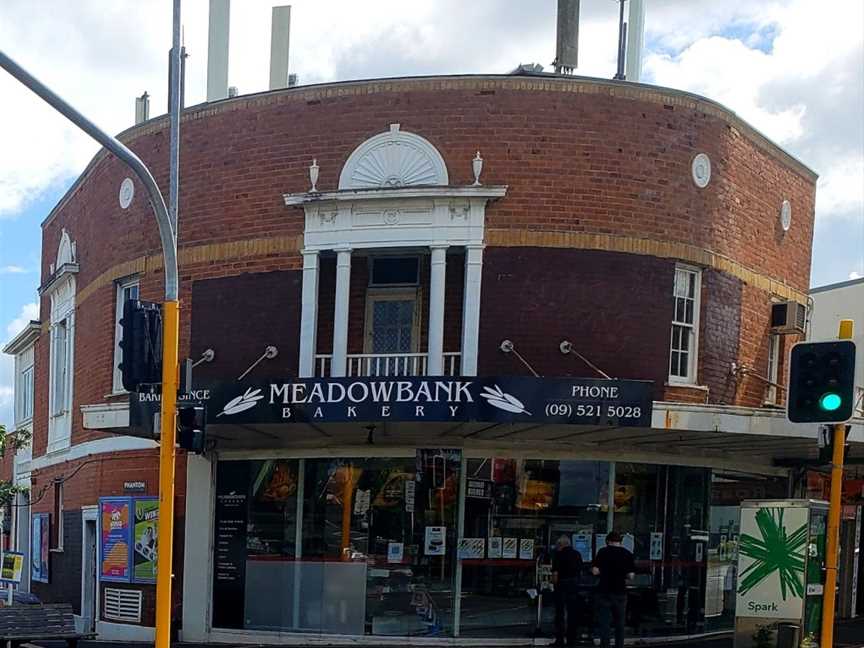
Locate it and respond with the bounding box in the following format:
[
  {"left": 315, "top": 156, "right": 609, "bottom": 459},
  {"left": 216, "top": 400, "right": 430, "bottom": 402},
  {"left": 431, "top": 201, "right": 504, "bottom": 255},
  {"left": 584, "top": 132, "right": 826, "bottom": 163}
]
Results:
[
  {"left": 821, "top": 319, "right": 855, "bottom": 648},
  {"left": 0, "top": 49, "right": 181, "bottom": 646}
]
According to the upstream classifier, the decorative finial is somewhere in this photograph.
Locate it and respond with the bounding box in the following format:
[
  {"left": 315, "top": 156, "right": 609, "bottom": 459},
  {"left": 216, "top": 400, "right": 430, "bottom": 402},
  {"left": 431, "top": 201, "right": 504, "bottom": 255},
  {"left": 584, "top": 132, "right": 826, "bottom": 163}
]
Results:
[
  {"left": 309, "top": 158, "right": 320, "bottom": 193},
  {"left": 472, "top": 151, "right": 483, "bottom": 186}
]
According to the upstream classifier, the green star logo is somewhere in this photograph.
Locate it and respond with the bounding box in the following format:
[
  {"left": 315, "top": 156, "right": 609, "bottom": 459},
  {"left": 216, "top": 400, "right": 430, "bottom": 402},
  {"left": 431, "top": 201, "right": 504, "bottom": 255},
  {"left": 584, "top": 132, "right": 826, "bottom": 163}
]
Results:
[{"left": 738, "top": 507, "right": 806, "bottom": 600}]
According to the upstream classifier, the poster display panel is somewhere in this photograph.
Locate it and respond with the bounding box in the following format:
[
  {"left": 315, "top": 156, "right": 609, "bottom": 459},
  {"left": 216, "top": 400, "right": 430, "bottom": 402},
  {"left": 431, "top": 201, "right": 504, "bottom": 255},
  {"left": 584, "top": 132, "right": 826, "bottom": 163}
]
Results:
[
  {"left": 100, "top": 498, "right": 132, "bottom": 582},
  {"left": 735, "top": 505, "right": 807, "bottom": 620},
  {"left": 31, "top": 513, "right": 49, "bottom": 583},
  {"left": 0, "top": 551, "right": 25, "bottom": 584},
  {"left": 133, "top": 497, "right": 159, "bottom": 583}
]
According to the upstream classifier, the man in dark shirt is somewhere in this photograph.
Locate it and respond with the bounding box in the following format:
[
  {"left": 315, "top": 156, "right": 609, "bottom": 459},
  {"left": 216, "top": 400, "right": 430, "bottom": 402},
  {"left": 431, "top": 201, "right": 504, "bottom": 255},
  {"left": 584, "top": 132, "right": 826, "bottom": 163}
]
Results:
[
  {"left": 592, "top": 531, "right": 635, "bottom": 648},
  {"left": 551, "top": 535, "right": 584, "bottom": 646}
]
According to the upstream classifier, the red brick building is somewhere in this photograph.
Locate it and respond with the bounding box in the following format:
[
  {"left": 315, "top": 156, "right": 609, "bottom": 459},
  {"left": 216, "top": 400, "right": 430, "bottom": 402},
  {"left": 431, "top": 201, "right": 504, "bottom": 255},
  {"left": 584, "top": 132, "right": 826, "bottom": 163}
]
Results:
[{"left": 5, "top": 74, "right": 855, "bottom": 644}]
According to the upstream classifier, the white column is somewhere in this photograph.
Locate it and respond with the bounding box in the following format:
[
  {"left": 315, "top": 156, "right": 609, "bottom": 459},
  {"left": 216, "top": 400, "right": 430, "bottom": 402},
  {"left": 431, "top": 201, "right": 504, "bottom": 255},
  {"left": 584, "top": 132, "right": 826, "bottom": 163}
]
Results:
[
  {"left": 427, "top": 244, "right": 448, "bottom": 375},
  {"left": 181, "top": 454, "right": 214, "bottom": 642},
  {"left": 268, "top": 5, "right": 291, "bottom": 90},
  {"left": 331, "top": 247, "right": 352, "bottom": 377},
  {"left": 298, "top": 250, "right": 319, "bottom": 378},
  {"left": 206, "top": 0, "right": 230, "bottom": 102},
  {"left": 460, "top": 244, "right": 484, "bottom": 376},
  {"left": 625, "top": 0, "right": 646, "bottom": 82}
]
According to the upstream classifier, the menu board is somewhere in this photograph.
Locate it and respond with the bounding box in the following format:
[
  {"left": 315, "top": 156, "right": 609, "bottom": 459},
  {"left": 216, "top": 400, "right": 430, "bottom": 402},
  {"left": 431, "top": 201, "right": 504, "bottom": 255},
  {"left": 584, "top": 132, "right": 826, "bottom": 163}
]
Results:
[
  {"left": 100, "top": 499, "right": 132, "bottom": 582},
  {"left": 212, "top": 461, "right": 250, "bottom": 629},
  {"left": 133, "top": 498, "right": 159, "bottom": 583},
  {"left": 0, "top": 551, "right": 25, "bottom": 584}
]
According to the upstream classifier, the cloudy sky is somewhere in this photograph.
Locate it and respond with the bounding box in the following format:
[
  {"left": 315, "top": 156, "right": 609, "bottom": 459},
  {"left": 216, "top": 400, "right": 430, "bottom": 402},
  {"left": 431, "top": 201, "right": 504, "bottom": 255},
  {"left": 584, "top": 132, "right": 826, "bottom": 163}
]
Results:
[{"left": 0, "top": 0, "right": 862, "bottom": 429}]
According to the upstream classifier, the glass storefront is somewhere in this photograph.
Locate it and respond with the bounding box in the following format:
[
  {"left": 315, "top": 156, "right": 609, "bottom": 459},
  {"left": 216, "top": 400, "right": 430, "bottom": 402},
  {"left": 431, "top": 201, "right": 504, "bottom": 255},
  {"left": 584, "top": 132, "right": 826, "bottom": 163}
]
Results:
[{"left": 211, "top": 452, "right": 787, "bottom": 641}]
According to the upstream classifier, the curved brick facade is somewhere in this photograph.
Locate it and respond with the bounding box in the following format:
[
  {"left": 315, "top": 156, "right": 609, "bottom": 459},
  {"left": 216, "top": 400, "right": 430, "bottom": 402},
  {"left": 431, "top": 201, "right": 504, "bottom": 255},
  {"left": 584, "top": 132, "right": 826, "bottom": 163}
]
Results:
[
  {"left": 17, "top": 73, "right": 819, "bottom": 633},
  {"left": 33, "top": 73, "right": 817, "bottom": 476}
]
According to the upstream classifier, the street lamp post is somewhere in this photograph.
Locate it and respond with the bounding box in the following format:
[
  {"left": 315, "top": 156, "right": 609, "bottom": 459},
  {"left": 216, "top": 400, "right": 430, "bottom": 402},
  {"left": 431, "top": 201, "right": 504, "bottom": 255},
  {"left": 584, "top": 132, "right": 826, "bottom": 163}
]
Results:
[{"left": 0, "top": 49, "right": 180, "bottom": 647}]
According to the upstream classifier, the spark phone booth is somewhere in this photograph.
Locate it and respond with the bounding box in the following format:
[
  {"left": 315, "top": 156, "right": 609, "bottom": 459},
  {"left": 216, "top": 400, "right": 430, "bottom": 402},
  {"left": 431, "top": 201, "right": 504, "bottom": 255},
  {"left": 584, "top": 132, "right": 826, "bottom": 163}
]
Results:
[{"left": 734, "top": 500, "right": 828, "bottom": 648}]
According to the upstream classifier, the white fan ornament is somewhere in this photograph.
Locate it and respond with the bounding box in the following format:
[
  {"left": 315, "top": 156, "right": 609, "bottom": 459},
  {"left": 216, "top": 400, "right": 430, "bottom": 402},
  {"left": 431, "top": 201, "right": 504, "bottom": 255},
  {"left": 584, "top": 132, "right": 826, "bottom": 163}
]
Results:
[
  {"left": 480, "top": 385, "right": 531, "bottom": 415},
  {"left": 217, "top": 388, "right": 264, "bottom": 417}
]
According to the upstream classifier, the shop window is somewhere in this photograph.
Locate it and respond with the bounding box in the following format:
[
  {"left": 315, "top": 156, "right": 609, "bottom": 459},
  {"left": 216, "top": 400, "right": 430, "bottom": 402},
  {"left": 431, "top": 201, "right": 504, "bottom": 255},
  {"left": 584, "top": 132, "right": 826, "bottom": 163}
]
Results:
[
  {"left": 459, "top": 458, "right": 610, "bottom": 639},
  {"left": 211, "top": 452, "right": 461, "bottom": 637},
  {"left": 113, "top": 278, "right": 140, "bottom": 393},
  {"left": 704, "top": 471, "right": 789, "bottom": 632},
  {"left": 669, "top": 266, "right": 701, "bottom": 384}
]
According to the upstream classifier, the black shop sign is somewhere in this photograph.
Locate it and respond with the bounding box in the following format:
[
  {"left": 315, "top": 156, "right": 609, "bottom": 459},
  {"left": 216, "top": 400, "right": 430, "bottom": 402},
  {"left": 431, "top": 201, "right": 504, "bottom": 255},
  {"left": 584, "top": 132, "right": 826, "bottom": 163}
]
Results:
[{"left": 132, "top": 376, "right": 652, "bottom": 427}]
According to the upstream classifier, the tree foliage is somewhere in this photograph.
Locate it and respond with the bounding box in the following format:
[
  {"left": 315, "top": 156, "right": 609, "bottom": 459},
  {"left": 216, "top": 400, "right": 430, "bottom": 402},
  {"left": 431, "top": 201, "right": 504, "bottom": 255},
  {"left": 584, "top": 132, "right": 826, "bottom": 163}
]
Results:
[{"left": 0, "top": 423, "right": 31, "bottom": 506}]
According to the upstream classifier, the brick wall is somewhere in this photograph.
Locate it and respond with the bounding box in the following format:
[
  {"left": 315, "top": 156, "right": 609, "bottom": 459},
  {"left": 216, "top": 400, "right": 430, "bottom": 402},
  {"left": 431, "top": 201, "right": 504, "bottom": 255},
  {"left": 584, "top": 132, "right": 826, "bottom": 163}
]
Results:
[
  {"left": 28, "top": 74, "right": 816, "bottom": 467},
  {"left": 478, "top": 248, "right": 674, "bottom": 398}
]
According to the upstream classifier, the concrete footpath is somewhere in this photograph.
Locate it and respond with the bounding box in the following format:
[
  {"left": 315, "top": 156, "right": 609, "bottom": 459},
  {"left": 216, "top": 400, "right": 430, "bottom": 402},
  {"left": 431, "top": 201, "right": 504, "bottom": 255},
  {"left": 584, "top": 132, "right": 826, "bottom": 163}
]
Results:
[{"left": 21, "top": 620, "right": 864, "bottom": 648}]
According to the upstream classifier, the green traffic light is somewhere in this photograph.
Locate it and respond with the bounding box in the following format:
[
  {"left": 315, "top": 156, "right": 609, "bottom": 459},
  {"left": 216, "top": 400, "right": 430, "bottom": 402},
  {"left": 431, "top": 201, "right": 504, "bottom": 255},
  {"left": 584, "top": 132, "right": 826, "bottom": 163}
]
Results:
[{"left": 819, "top": 393, "right": 843, "bottom": 411}]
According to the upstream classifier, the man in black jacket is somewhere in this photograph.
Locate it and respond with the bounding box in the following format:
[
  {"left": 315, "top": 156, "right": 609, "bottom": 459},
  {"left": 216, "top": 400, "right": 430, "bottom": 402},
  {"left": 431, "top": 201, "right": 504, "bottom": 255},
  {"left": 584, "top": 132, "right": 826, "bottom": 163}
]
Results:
[
  {"left": 551, "top": 534, "right": 584, "bottom": 646},
  {"left": 592, "top": 531, "right": 635, "bottom": 648}
]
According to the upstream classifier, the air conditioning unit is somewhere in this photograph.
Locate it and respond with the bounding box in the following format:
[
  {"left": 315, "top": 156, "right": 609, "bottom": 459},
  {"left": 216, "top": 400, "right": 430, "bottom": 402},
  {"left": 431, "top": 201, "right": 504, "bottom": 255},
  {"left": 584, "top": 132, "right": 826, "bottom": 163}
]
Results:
[{"left": 770, "top": 300, "right": 806, "bottom": 334}]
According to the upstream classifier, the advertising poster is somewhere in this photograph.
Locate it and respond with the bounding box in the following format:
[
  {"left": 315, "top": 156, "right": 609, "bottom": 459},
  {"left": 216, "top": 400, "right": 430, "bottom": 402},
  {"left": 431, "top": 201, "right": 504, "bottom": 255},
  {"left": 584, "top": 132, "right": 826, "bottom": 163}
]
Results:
[
  {"left": 133, "top": 498, "right": 159, "bottom": 583},
  {"left": 519, "top": 538, "right": 535, "bottom": 560},
  {"left": 458, "top": 538, "right": 485, "bottom": 560},
  {"left": 100, "top": 498, "right": 132, "bottom": 582},
  {"left": 424, "top": 526, "right": 446, "bottom": 556},
  {"left": 488, "top": 537, "right": 503, "bottom": 559},
  {"left": 31, "top": 513, "right": 49, "bottom": 583},
  {"left": 388, "top": 542, "right": 404, "bottom": 563},
  {"left": 572, "top": 532, "right": 592, "bottom": 561},
  {"left": 0, "top": 551, "right": 25, "bottom": 584},
  {"left": 502, "top": 537, "right": 518, "bottom": 559},
  {"left": 735, "top": 506, "right": 807, "bottom": 620}
]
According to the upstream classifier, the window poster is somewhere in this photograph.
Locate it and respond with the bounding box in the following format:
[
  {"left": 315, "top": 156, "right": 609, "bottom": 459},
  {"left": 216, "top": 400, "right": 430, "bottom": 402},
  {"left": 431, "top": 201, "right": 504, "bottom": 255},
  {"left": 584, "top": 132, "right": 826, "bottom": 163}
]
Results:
[
  {"left": 488, "top": 537, "right": 503, "bottom": 559},
  {"left": 1, "top": 551, "right": 25, "bottom": 584},
  {"left": 519, "top": 538, "right": 535, "bottom": 560},
  {"left": 31, "top": 513, "right": 49, "bottom": 583},
  {"left": 133, "top": 497, "right": 159, "bottom": 583},
  {"left": 100, "top": 498, "right": 132, "bottom": 582},
  {"left": 424, "top": 526, "right": 446, "bottom": 556},
  {"left": 502, "top": 537, "right": 518, "bottom": 559}
]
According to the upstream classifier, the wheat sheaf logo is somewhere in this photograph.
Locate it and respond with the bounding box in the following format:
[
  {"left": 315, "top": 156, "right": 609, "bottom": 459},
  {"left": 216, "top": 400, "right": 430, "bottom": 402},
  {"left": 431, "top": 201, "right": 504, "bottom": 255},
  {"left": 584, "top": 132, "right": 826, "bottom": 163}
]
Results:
[
  {"left": 217, "top": 388, "right": 264, "bottom": 417},
  {"left": 479, "top": 385, "right": 531, "bottom": 415}
]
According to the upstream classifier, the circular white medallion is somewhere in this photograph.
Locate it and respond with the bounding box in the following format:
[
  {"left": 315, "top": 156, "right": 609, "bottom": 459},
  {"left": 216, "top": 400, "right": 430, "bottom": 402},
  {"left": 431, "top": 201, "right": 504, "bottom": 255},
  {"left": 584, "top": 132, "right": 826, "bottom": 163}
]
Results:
[
  {"left": 383, "top": 209, "right": 400, "bottom": 225},
  {"left": 691, "top": 153, "right": 712, "bottom": 188},
  {"left": 780, "top": 199, "right": 792, "bottom": 232},
  {"left": 119, "top": 178, "right": 135, "bottom": 209}
]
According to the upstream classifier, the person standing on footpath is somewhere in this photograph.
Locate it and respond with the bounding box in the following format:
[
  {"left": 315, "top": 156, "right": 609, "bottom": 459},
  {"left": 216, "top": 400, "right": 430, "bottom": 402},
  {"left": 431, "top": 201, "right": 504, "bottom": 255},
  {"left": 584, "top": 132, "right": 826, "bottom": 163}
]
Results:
[
  {"left": 551, "top": 535, "right": 585, "bottom": 646},
  {"left": 591, "top": 531, "right": 635, "bottom": 648}
]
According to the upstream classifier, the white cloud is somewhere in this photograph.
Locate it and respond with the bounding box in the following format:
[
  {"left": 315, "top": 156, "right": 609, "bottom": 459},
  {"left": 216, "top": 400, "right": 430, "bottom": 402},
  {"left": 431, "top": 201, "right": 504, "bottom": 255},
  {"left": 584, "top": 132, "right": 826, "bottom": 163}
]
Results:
[
  {"left": 5, "top": 302, "right": 39, "bottom": 341},
  {"left": 0, "top": 265, "right": 26, "bottom": 274},
  {"left": 851, "top": 272, "right": 862, "bottom": 280},
  {"left": 644, "top": 0, "right": 863, "bottom": 229}
]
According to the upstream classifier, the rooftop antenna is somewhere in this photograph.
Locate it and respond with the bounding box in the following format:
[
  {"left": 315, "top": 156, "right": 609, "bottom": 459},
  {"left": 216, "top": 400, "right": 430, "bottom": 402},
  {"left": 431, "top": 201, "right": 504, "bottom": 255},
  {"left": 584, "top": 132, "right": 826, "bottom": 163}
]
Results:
[
  {"left": 614, "top": 0, "right": 627, "bottom": 80},
  {"left": 553, "top": 0, "right": 580, "bottom": 74},
  {"left": 134, "top": 91, "right": 150, "bottom": 124}
]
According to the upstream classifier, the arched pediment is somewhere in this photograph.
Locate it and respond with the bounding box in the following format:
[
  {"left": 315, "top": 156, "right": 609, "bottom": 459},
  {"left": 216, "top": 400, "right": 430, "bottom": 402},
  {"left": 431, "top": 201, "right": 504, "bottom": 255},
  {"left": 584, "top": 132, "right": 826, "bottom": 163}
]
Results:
[
  {"left": 56, "top": 228, "right": 76, "bottom": 267},
  {"left": 338, "top": 124, "right": 449, "bottom": 190}
]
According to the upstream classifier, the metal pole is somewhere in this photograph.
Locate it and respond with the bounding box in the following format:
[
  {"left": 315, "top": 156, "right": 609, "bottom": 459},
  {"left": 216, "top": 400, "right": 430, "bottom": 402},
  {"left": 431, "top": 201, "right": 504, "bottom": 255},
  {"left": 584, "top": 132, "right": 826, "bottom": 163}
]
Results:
[
  {"left": 0, "top": 50, "right": 177, "bottom": 301},
  {"left": 155, "top": 4, "right": 182, "bottom": 646},
  {"left": 614, "top": 0, "right": 626, "bottom": 80},
  {"left": 0, "top": 46, "right": 182, "bottom": 647},
  {"left": 821, "top": 319, "right": 855, "bottom": 647}
]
